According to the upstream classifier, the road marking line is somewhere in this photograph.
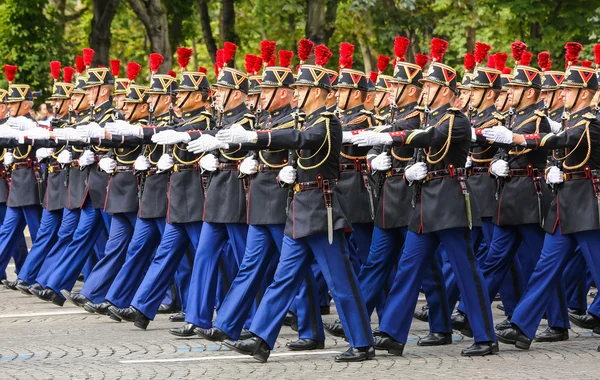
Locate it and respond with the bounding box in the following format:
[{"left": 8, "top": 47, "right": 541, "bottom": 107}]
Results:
[
  {"left": 0, "top": 310, "right": 89, "bottom": 318},
  {"left": 120, "top": 350, "right": 342, "bottom": 364}
]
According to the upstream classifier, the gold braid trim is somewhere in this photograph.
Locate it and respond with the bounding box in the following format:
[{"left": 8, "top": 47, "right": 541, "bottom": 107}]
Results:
[
  {"left": 560, "top": 120, "right": 591, "bottom": 170},
  {"left": 174, "top": 116, "right": 211, "bottom": 164},
  {"left": 298, "top": 117, "right": 331, "bottom": 170},
  {"left": 425, "top": 114, "right": 453, "bottom": 165},
  {"left": 509, "top": 115, "right": 541, "bottom": 156},
  {"left": 13, "top": 146, "right": 32, "bottom": 160}
]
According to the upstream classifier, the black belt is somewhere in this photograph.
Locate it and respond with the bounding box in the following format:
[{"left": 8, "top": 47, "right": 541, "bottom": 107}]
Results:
[
  {"left": 146, "top": 167, "right": 159, "bottom": 176},
  {"left": 470, "top": 166, "right": 489, "bottom": 175},
  {"left": 386, "top": 167, "right": 405, "bottom": 178},
  {"left": 339, "top": 161, "right": 367, "bottom": 172},
  {"left": 293, "top": 178, "right": 339, "bottom": 193},
  {"left": 509, "top": 167, "right": 542, "bottom": 177},
  {"left": 564, "top": 169, "right": 590, "bottom": 181},
  {"left": 218, "top": 163, "right": 238, "bottom": 171},
  {"left": 115, "top": 165, "right": 134, "bottom": 173},
  {"left": 12, "top": 161, "right": 34, "bottom": 170},
  {"left": 48, "top": 164, "right": 64, "bottom": 173},
  {"left": 173, "top": 163, "right": 198, "bottom": 172},
  {"left": 257, "top": 164, "right": 280, "bottom": 172},
  {"left": 426, "top": 167, "right": 467, "bottom": 181}
]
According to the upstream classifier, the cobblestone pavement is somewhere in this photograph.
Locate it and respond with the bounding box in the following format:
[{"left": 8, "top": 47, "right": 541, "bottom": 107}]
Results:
[{"left": 1, "top": 265, "right": 599, "bottom": 380}]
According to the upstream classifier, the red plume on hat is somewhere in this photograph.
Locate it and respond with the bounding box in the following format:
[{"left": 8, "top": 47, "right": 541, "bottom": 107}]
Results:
[
  {"left": 565, "top": 42, "right": 583, "bottom": 67},
  {"left": 149, "top": 53, "right": 164, "bottom": 74},
  {"left": 223, "top": 42, "right": 237, "bottom": 67},
  {"left": 415, "top": 54, "right": 428, "bottom": 69},
  {"left": 83, "top": 48, "right": 94, "bottom": 67},
  {"left": 110, "top": 59, "right": 121, "bottom": 77},
  {"left": 429, "top": 38, "right": 449, "bottom": 63},
  {"left": 278, "top": 50, "right": 294, "bottom": 68},
  {"left": 198, "top": 67, "right": 208, "bottom": 74},
  {"left": 377, "top": 55, "right": 391, "bottom": 74},
  {"left": 244, "top": 54, "right": 257, "bottom": 74},
  {"left": 520, "top": 51, "right": 532, "bottom": 66},
  {"left": 594, "top": 44, "right": 600, "bottom": 67},
  {"left": 339, "top": 42, "right": 354, "bottom": 69},
  {"left": 63, "top": 66, "right": 75, "bottom": 83},
  {"left": 315, "top": 45, "right": 332, "bottom": 67},
  {"left": 298, "top": 38, "right": 314, "bottom": 64},
  {"left": 215, "top": 49, "right": 225, "bottom": 75},
  {"left": 177, "top": 47, "right": 193, "bottom": 70},
  {"left": 510, "top": 41, "right": 527, "bottom": 64},
  {"left": 50, "top": 61, "right": 61, "bottom": 81},
  {"left": 463, "top": 53, "right": 475, "bottom": 72},
  {"left": 537, "top": 52, "right": 550, "bottom": 72},
  {"left": 394, "top": 36, "right": 410, "bottom": 62},
  {"left": 75, "top": 56, "right": 85, "bottom": 74},
  {"left": 503, "top": 67, "right": 512, "bottom": 74},
  {"left": 370, "top": 71, "right": 378, "bottom": 83},
  {"left": 260, "top": 40, "right": 276, "bottom": 68},
  {"left": 4, "top": 65, "right": 17, "bottom": 83},
  {"left": 582, "top": 60, "right": 593, "bottom": 68},
  {"left": 127, "top": 62, "right": 142, "bottom": 82},
  {"left": 253, "top": 57, "right": 263, "bottom": 75},
  {"left": 494, "top": 52, "right": 508, "bottom": 72},
  {"left": 474, "top": 42, "right": 492, "bottom": 65},
  {"left": 487, "top": 54, "right": 496, "bottom": 69},
  {"left": 168, "top": 70, "right": 177, "bottom": 78}
]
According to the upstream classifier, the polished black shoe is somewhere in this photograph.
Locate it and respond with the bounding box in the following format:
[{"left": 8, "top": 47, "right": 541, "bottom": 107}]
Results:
[
  {"left": 534, "top": 327, "right": 569, "bottom": 342},
  {"left": 31, "top": 288, "right": 65, "bottom": 306},
  {"left": 374, "top": 335, "right": 404, "bottom": 356},
  {"left": 568, "top": 308, "right": 586, "bottom": 316},
  {"left": 320, "top": 305, "right": 331, "bottom": 315},
  {"left": 61, "top": 290, "right": 90, "bottom": 308},
  {"left": 108, "top": 306, "right": 137, "bottom": 322},
  {"left": 495, "top": 319, "right": 512, "bottom": 331},
  {"left": 568, "top": 312, "right": 600, "bottom": 330},
  {"left": 157, "top": 303, "right": 180, "bottom": 314},
  {"left": 15, "top": 280, "right": 33, "bottom": 295},
  {"left": 324, "top": 320, "right": 345, "bottom": 338},
  {"left": 413, "top": 305, "right": 429, "bottom": 322},
  {"left": 417, "top": 332, "right": 452, "bottom": 346},
  {"left": 461, "top": 341, "right": 497, "bottom": 356},
  {"left": 77, "top": 273, "right": 85, "bottom": 282},
  {"left": 451, "top": 311, "right": 473, "bottom": 338},
  {"left": 169, "top": 312, "right": 185, "bottom": 322},
  {"left": 2, "top": 279, "right": 18, "bottom": 290},
  {"left": 240, "top": 328, "right": 253, "bottom": 340},
  {"left": 496, "top": 326, "right": 531, "bottom": 350},
  {"left": 335, "top": 346, "right": 375, "bottom": 362},
  {"left": 283, "top": 311, "right": 295, "bottom": 326},
  {"left": 286, "top": 338, "right": 325, "bottom": 351},
  {"left": 169, "top": 323, "right": 198, "bottom": 337},
  {"left": 195, "top": 327, "right": 230, "bottom": 342},
  {"left": 493, "top": 293, "right": 501, "bottom": 302},
  {"left": 133, "top": 309, "right": 151, "bottom": 330},
  {"left": 83, "top": 301, "right": 112, "bottom": 315},
  {"left": 496, "top": 303, "right": 505, "bottom": 312},
  {"left": 223, "top": 336, "right": 271, "bottom": 363},
  {"left": 372, "top": 326, "right": 382, "bottom": 337}
]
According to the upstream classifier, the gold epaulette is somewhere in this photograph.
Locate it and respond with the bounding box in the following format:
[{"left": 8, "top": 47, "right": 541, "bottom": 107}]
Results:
[
  {"left": 345, "top": 114, "right": 372, "bottom": 126},
  {"left": 373, "top": 125, "right": 391, "bottom": 133},
  {"left": 447, "top": 107, "right": 462, "bottom": 114},
  {"left": 359, "top": 109, "right": 373, "bottom": 116},
  {"left": 272, "top": 119, "right": 295, "bottom": 130},
  {"left": 321, "top": 111, "right": 334, "bottom": 117},
  {"left": 479, "top": 118, "right": 501, "bottom": 129},
  {"left": 402, "top": 110, "right": 420, "bottom": 120},
  {"left": 492, "top": 112, "right": 506, "bottom": 120},
  {"left": 243, "top": 113, "right": 257, "bottom": 119},
  {"left": 534, "top": 110, "right": 546, "bottom": 118},
  {"left": 183, "top": 114, "right": 209, "bottom": 126},
  {"left": 583, "top": 112, "right": 596, "bottom": 120},
  {"left": 414, "top": 105, "right": 425, "bottom": 112}
]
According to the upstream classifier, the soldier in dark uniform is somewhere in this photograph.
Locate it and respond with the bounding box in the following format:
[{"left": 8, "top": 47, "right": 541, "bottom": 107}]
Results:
[
  {"left": 4, "top": 67, "right": 76, "bottom": 292},
  {"left": 482, "top": 64, "right": 600, "bottom": 350},
  {"left": 373, "top": 74, "right": 394, "bottom": 125},
  {"left": 216, "top": 62, "right": 375, "bottom": 363},
  {"left": 469, "top": 60, "right": 570, "bottom": 342},
  {"left": 108, "top": 70, "right": 213, "bottom": 328},
  {"left": 31, "top": 67, "right": 116, "bottom": 306},
  {"left": 354, "top": 53, "right": 498, "bottom": 356},
  {"left": 111, "top": 59, "right": 128, "bottom": 119},
  {"left": 0, "top": 72, "right": 43, "bottom": 282}
]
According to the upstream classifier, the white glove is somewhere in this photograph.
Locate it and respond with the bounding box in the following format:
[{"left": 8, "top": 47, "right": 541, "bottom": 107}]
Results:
[
  {"left": 0, "top": 127, "right": 21, "bottom": 139},
  {"left": 105, "top": 120, "right": 142, "bottom": 137},
  {"left": 151, "top": 130, "right": 191, "bottom": 145},
  {"left": 371, "top": 153, "right": 392, "bottom": 172},
  {"left": 342, "top": 131, "right": 355, "bottom": 143},
  {"left": 36, "top": 148, "right": 54, "bottom": 161},
  {"left": 465, "top": 156, "right": 473, "bottom": 168},
  {"left": 353, "top": 131, "right": 393, "bottom": 147},
  {"left": 99, "top": 157, "right": 117, "bottom": 174},
  {"left": 53, "top": 128, "right": 83, "bottom": 142},
  {"left": 405, "top": 162, "right": 428, "bottom": 182},
  {"left": 157, "top": 154, "right": 174, "bottom": 171},
  {"left": 278, "top": 165, "right": 297, "bottom": 184},
  {"left": 490, "top": 159, "right": 509, "bottom": 177},
  {"left": 57, "top": 149, "right": 73, "bottom": 165},
  {"left": 25, "top": 127, "right": 51, "bottom": 140},
  {"left": 216, "top": 124, "right": 257, "bottom": 144},
  {"left": 482, "top": 126, "right": 513, "bottom": 144},
  {"left": 7, "top": 116, "right": 37, "bottom": 131},
  {"left": 77, "top": 122, "right": 105, "bottom": 139},
  {"left": 78, "top": 150, "right": 96, "bottom": 167},
  {"left": 187, "top": 134, "right": 229, "bottom": 154},
  {"left": 239, "top": 156, "right": 258, "bottom": 175},
  {"left": 547, "top": 118, "right": 562, "bottom": 134},
  {"left": 3, "top": 152, "right": 14, "bottom": 166},
  {"left": 546, "top": 166, "right": 563, "bottom": 185},
  {"left": 134, "top": 155, "right": 150, "bottom": 171},
  {"left": 199, "top": 154, "right": 219, "bottom": 172}
]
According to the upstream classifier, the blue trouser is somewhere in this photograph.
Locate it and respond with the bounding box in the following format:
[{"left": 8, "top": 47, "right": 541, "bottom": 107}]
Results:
[
  {"left": 46, "top": 199, "right": 111, "bottom": 298},
  {"left": 80, "top": 212, "right": 137, "bottom": 303},
  {"left": 16, "top": 208, "right": 62, "bottom": 284},
  {"left": 351, "top": 223, "right": 374, "bottom": 266},
  {"left": 184, "top": 222, "right": 248, "bottom": 328},
  {"left": 380, "top": 228, "right": 496, "bottom": 344},
  {"left": 251, "top": 230, "right": 373, "bottom": 349},
  {"left": 563, "top": 247, "right": 591, "bottom": 312},
  {"left": 0, "top": 205, "right": 41, "bottom": 279},
  {"left": 130, "top": 221, "right": 200, "bottom": 319},
  {"left": 105, "top": 217, "right": 166, "bottom": 308},
  {"left": 214, "top": 224, "right": 283, "bottom": 340},
  {"left": 0, "top": 203, "right": 28, "bottom": 277},
  {"left": 511, "top": 229, "right": 600, "bottom": 338}
]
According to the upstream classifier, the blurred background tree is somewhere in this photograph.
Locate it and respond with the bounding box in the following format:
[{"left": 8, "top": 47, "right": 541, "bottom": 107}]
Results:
[{"left": 0, "top": 0, "right": 599, "bottom": 101}]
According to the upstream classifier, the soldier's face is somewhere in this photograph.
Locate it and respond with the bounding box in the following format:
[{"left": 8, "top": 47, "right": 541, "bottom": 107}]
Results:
[
  {"left": 560, "top": 87, "right": 579, "bottom": 110},
  {"left": 246, "top": 94, "right": 260, "bottom": 109},
  {"left": 294, "top": 86, "right": 310, "bottom": 110},
  {"left": 7, "top": 102, "right": 24, "bottom": 117},
  {"left": 335, "top": 88, "right": 351, "bottom": 109},
  {"left": 214, "top": 87, "right": 230, "bottom": 110},
  {"left": 0, "top": 104, "right": 7, "bottom": 119},
  {"left": 457, "top": 89, "right": 470, "bottom": 109},
  {"left": 494, "top": 91, "right": 509, "bottom": 112},
  {"left": 374, "top": 91, "right": 387, "bottom": 107},
  {"left": 260, "top": 87, "right": 276, "bottom": 111},
  {"left": 421, "top": 82, "right": 442, "bottom": 107},
  {"left": 114, "top": 94, "right": 126, "bottom": 110},
  {"left": 507, "top": 86, "right": 523, "bottom": 108},
  {"left": 85, "top": 86, "right": 99, "bottom": 104},
  {"left": 470, "top": 88, "right": 485, "bottom": 109}
]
